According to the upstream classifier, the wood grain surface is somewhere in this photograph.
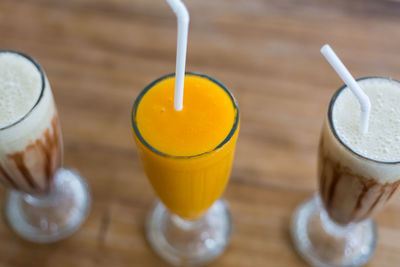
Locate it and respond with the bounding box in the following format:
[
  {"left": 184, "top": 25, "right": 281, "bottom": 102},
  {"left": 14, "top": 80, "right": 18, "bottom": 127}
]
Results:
[{"left": 0, "top": 0, "right": 400, "bottom": 266}]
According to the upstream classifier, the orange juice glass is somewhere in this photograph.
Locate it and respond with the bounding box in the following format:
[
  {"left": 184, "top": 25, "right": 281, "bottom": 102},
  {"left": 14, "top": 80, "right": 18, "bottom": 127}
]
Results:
[{"left": 131, "top": 72, "right": 239, "bottom": 265}]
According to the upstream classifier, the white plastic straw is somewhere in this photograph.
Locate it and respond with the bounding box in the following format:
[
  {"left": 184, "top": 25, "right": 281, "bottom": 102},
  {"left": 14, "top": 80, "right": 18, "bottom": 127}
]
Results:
[
  {"left": 321, "top": 44, "right": 371, "bottom": 134},
  {"left": 166, "top": 0, "right": 190, "bottom": 111}
]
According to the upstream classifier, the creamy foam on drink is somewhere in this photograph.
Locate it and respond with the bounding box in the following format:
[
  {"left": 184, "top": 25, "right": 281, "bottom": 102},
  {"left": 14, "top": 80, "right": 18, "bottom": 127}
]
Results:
[
  {"left": 0, "top": 52, "right": 42, "bottom": 128},
  {"left": 333, "top": 78, "right": 400, "bottom": 162}
]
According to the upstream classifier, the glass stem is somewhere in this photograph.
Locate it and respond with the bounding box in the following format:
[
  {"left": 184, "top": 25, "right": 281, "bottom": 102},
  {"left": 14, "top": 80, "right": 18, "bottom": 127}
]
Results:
[
  {"left": 23, "top": 185, "right": 58, "bottom": 208},
  {"left": 317, "top": 195, "right": 354, "bottom": 236},
  {"left": 171, "top": 214, "right": 204, "bottom": 231}
]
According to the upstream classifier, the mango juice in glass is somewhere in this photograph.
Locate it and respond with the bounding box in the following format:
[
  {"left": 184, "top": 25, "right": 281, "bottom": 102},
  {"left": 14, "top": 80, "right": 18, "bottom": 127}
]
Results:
[{"left": 131, "top": 72, "right": 239, "bottom": 265}]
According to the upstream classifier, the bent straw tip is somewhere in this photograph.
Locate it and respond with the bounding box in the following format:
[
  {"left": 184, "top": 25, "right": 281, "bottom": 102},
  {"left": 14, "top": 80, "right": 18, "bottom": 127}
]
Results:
[
  {"left": 320, "top": 44, "right": 332, "bottom": 54},
  {"left": 166, "top": 0, "right": 190, "bottom": 22}
]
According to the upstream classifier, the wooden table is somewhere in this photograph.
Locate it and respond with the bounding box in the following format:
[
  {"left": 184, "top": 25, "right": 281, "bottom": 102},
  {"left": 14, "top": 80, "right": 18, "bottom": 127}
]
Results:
[{"left": 1, "top": 0, "right": 400, "bottom": 266}]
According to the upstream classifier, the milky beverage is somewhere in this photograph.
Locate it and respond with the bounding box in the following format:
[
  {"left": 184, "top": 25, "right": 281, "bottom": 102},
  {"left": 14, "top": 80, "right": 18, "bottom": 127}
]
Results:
[
  {"left": 319, "top": 77, "right": 400, "bottom": 225},
  {"left": 0, "top": 52, "right": 62, "bottom": 195}
]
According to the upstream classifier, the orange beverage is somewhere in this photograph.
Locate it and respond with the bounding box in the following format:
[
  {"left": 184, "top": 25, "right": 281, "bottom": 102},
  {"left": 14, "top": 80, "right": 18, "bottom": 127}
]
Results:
[{"left": 132, "top": 73, "right": 239, "bottom": 219}]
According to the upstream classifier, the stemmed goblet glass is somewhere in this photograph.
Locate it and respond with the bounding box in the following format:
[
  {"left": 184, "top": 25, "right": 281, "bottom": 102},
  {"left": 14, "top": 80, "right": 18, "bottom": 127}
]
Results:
[
  {"left": 131, "top": 72, "right": 239, "bottom": 265},
  {"left": 0, "top": 50, "right": 90, "bottom": 243},
  {"left": 291, "top": 77, "right": 400, "bottom": 266}
]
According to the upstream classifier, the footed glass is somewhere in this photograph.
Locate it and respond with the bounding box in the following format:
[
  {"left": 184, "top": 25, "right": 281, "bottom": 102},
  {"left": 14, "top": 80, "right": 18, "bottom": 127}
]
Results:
[
  {"left": 0, "top": 50, "right": 90, "bottom": 243},
  {"left": 132, "top": 73, "right": 239, "bottom": 265},
  {"left": 291, "top": 77, "right": 400, "bottom": 266}
]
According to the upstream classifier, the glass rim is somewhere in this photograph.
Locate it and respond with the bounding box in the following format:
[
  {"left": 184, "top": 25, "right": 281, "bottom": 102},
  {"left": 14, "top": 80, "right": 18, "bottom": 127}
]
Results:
[
  {"left": 328, "top": 76, "right": 400, "bottom": 165},
  {"left": 0, "top": 50, "right": 46, "bottom": 131},
  {"left": 131, "top": 72, "right": 239, "bottom": 159}
]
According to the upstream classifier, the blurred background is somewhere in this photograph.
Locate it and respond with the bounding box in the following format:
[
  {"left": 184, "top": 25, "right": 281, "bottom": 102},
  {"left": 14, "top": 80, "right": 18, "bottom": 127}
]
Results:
[{"left": 0, "top": 0, "right": 399, "bottom": 266}]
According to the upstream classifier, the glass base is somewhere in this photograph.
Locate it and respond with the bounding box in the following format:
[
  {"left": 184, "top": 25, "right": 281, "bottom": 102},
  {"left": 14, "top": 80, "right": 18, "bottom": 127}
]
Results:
[
  {"left": 291, "top": 195, "right": 376, "bottom": 267},
  {"left": 6, "top": 168, "right": 91, "bottom": 243},
  {"left": 146, "top": 199, "right": 232, "bottom": 266}
]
